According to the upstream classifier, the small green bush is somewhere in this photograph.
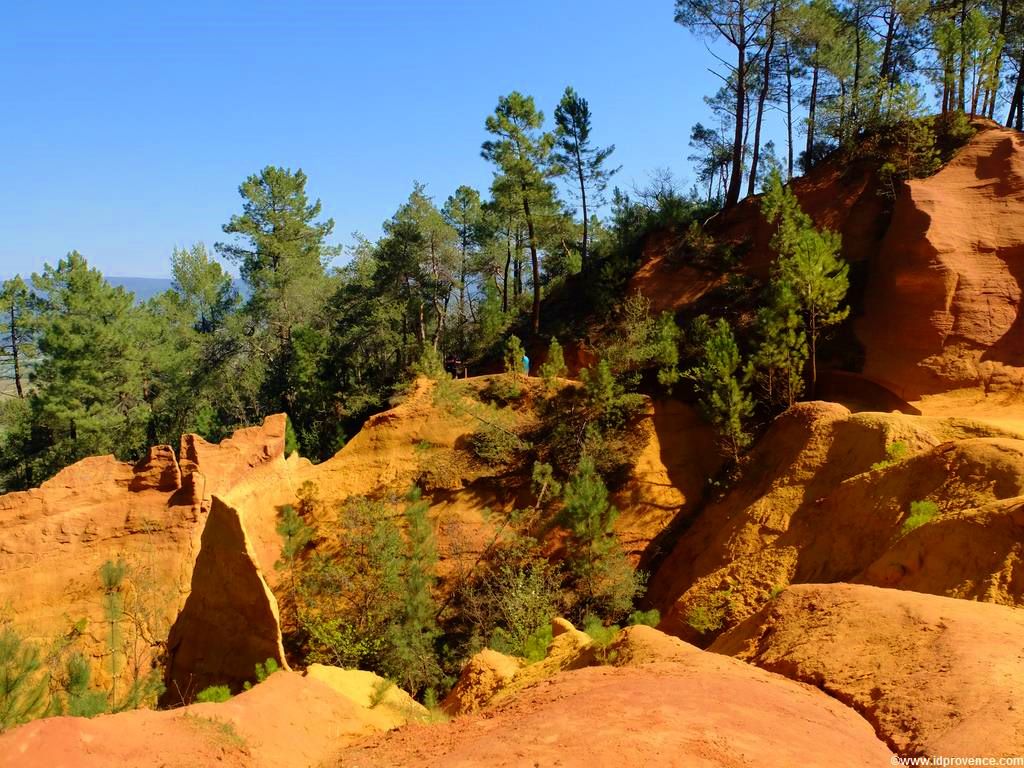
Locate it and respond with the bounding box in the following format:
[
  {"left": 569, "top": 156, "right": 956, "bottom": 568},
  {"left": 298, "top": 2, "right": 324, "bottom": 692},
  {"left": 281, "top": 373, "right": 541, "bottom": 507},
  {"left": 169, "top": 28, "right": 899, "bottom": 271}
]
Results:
[
  {"left": 285, "top": 416, "right": 299, "bottom": 458},
  {"left": 627, "top": 608, "right": 661, "bottom": 627},
  {"left": 539, "top": 337, "right": 568, "bottom": 385},
  {"left": 469, "top": 423, "right": 524, "bottom": 466},
  {"left": 195, "top": 685, "right": 232, "bottom": 703},
  {"left": 901, "top": 499, "right": 939, "bottom": 536},
  {"left": 503, "top": 335, "right": 527, "bottom": 376},
  {"left": 492, "top": 623, "right": 553, "bottom": 664},
  {"left": 0, "top": 627, "right": 51, "bottom": 732},
  {"left": 686, "top": 589, "right": 733, "bottom": 635},
  {"left": 582, "top": 615, "right": 620, "bottom": 647},
  {"left": 871, "top": 440, "right": 908, "bottom": 471},
  {"left": 483, "top": 375, "right": 523, "bottom": 404},
  {"left": 521, "top": 624, "right": 553, "bottom": 663},
  {"left": 369, "top": 677, "right": 395, "bottom": 709},
  {"left": 411, "top": 346, "right": 447, "bottom": 380},
  {"left": 243, "top": 658, "right": 279, "bottom": 690}
]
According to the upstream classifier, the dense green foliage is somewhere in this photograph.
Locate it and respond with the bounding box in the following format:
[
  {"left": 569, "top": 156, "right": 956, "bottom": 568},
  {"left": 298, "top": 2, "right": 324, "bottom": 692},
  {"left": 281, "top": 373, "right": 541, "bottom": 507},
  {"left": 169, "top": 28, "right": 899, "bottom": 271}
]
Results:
[{"left": 678, "top": 0, "right": 1016, "bottom": 204}]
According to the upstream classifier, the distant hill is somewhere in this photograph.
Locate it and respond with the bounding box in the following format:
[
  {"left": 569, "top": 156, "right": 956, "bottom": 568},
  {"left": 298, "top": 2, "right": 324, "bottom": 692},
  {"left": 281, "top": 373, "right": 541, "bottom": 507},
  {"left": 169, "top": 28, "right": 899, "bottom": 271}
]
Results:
[
  {"left": 107, "top": 276, "right": 248, "bottom": 303},
  {"left": 107, "top": 276, "right": 175, "bottom": 302}
]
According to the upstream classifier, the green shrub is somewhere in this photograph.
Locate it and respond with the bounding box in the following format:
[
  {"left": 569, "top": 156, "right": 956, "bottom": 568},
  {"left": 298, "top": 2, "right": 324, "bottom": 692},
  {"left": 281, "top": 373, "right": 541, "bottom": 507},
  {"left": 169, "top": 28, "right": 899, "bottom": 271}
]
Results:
[
  {"left": 0, "top": 627, "right": 51, "bottom": 732},
  {"left": 627, "top": 609, "right": 660, "bottom": 627},
  {"left": 195, "top": 685, "right": 232, "bottom": 703},
  {"left": 63, "top": 653, "right": 109, "bottom": 718},
  {"left": 582, "top": 615, "right": 620, "bottom": 647},
  {"left": 369, "top": 677, "right": 395, "bottom": 709},
  {"left": 686, "top": 589, "right": 733, "bottom": 635},
  {"left": 539, "top": 337, "right": 568, "bottom": 385},
  {"left": 469, "top": 423, "right": 525, "bottom": 466},
  {"left": 491, "top": 622, "right": 554, "bottom": 664},
  {"left": 243, "top": 658, "right": 280, "bottom": 691},
  {"left": 482, "top": 375, "right": 522, "bottom": 404},
  {"left": 901, "top": 499, "right": 939, "bottom": 536},
  {"left": 521, "top": 624, "right": 554, "bottom": 663},
  {"left": 285, "top": 416, "right": 299, "bottom": 458},
  {"left": 503, "top": 335, "right": 527, "bottom": 376},
  {"left": 871, "top": 441, "right": 908, "bottom": 471},
  {"left": 411, "top": 346, "right": 447, "bottom": 380}
]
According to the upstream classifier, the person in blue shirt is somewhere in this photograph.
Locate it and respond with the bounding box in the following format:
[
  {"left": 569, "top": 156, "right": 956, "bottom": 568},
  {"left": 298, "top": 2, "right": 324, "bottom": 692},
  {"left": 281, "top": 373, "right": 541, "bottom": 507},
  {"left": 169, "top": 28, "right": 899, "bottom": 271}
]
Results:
[{"left": 522, "top": 353, "right": 530, "bottom": 376}]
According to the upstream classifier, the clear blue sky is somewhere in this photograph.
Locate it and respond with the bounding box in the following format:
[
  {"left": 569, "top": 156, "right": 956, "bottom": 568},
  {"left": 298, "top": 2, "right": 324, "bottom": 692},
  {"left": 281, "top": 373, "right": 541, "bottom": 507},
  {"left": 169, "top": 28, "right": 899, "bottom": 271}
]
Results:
[{"left": 1, "top": 0, "right": 727, "bottom": 279}]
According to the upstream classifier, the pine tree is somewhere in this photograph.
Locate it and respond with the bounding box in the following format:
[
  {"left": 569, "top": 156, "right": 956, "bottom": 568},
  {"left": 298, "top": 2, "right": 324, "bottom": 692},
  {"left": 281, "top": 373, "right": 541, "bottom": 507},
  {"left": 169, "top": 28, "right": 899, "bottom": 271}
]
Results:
[
  {"left": 686, "top": 318, "right": 754, "bottom": 461},
  {"left": 558, "top": 457, "right": 641, "bottom": 620},
  {"left": 30, "top": 252, "right": 146, "bottom": 473},
  {"left": 675, "top": 0, "right": 773, "bottom": 207},
  {"left": 0, "top": 627, "right": 51, "bottom": 732},
  {"left": 752, "top": 281, "right": 808, "bottom": 407},
  {"left": 217, "top": 166, "right": 334, "bottom": 345},
  {"left": 170, "top": 243, "right": 238, "bottom": 333},
  {"left": 99, "top": 558, "right": 127, "bottom": 707},
  {"left": 386, "top": 489, "right": 441, "bottom": 698},
  {"left": 761, "top": 169, "right": 849, "bottom": 395},
  {"left": 539, "top": 337, "right": 568, "bottom": 385},
  {"left": 504, "top": 334, "right": 527, "bottom": 377},
  {"left": 482, "top": 93, "right": 560, "bottom": 335},
  {"left": 442, "top": 186, "right": 485, "bottom": 362},
  {"left": 0, "top": 277, "right": 36, "bottom": 399},
  {"left": 216, "top": 167, "right": 336, "bottom": 419},
  {"left": 553, "top": 87, "right": 619, "bottom": 269}
]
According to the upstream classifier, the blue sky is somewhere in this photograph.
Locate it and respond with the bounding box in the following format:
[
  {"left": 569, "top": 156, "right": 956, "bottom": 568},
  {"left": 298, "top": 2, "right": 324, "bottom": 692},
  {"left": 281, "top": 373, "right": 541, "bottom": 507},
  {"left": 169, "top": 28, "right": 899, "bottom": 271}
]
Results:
[{"left": 1, "top": 1, "right": 729, "bottom": 278}]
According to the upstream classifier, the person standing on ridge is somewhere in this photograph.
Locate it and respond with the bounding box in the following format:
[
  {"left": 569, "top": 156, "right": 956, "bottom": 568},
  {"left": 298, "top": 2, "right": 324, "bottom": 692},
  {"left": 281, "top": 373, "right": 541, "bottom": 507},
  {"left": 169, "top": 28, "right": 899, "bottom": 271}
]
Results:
[{"left": 522, "top": 353, "right": 530, "bottom": 376}]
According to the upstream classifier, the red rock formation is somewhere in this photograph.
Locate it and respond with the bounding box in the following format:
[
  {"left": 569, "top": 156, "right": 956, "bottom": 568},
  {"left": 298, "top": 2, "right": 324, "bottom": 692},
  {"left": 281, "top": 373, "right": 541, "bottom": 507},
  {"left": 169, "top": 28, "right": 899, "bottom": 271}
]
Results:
[
  {"left": 179, "top": 413, "right": 287, "bottom": 508},
  {"left": 0, "top": 669, "right": 423, "bottom": 768},
  {"left": 0, "top": 415, "right": 289, "bottom": 690},
  {"left": 631, "top": 153, "right": 887, "bottom": 314},
  {"left": 341, "top": 660, "right": 892, "bottom": 766},
  {"left": 645, "top": 401, "right": 1024, "bottom": 642},
  {"left": 859, "top": 122, "right": 1024, "bottom": 399},
  {"left": 162, "top": 496, "right": 288, "bottom": 703},
  {"left": 713, "top": 583, "right": 1024, "bottom": 757}
]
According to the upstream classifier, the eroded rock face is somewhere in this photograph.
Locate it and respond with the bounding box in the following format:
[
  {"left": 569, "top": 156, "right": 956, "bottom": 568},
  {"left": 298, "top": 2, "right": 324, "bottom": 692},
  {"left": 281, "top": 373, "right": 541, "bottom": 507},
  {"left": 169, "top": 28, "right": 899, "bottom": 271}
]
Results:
[
  {"left": 0, "top": 415, "right": 290, "bottom": 690},
  {"left": 0, "top": 669, "right": 422, "bottom": 768},
  {"left": 712, "top": 583, "right": 1024, "bottom": 757},
  {"left": 645, "top": 401, "right": 1024, "bottom": 643},
  {"left": 179, "top": 413, "right": 288, "bottom": 507},
  {"left": 344, "top": 660, "right": 892, "bottom": 767},
  {"left": 0, "top": 453, "right": 198, "bottom": 685},
  {"left": 441, "top": 649, "right": 524, "bottom": 716},
  {"left": 163, "top": 496, "right": 288, "bottom": 702},
  {"left": 129, "top": 445, "right": 182, "bottom": 492},
  {"left": 859, "top": 122, "right": 1024, "bottom": 399}
]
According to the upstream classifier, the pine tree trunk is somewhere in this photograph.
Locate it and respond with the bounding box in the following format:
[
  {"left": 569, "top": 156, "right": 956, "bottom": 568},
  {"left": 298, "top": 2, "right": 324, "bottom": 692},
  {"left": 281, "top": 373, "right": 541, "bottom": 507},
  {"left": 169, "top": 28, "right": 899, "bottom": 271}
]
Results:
[
  {"left": 9, "top": 303, "right": 23, "bottom": 398},
  {"left": 503, "top": 221, "right": 512, "bottom": 313},
  {"left": 521, "top": 191, "right": 542, "bottom": 336},
  {"left": 785, "top": 43, "right": 794, "bottom": 178},
  {"left": 809, "top": 312, "right": 818, "bottom": 397},
  {"left": 879, "top": 0, "right": 897, "bottom": 85},
  {"left": 748, "top": 7, "right": 776, "bottom": 197},
  {"left": 575, "top": 145, "right": 589, "bottom": 268},
  {"left": 958, "top": 0, "right": 968, "bottom": 111},
  {"left": 726, "top": 22, "right": 747, "bottom": 208},
  {"left": 990, "top": 0, "right": 1009, "bottom": 118},
  {"left": 852, "top": 2, "right": 862, "bottom": 127},
  {"left": 806, "top": 56, "right": 819, "bottom": 170},
  {"left": 1008, "top": 55, "right": 1024, "bottom": 127}
]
